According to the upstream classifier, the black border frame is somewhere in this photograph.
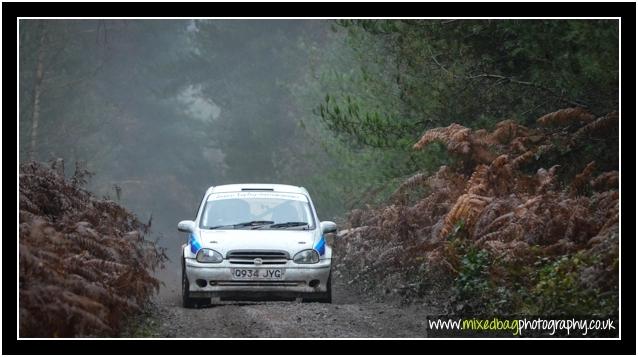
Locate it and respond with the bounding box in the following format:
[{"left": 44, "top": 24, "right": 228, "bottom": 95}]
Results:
[{"left": 4, "top": 2, "right": 635, "bottom": 355}]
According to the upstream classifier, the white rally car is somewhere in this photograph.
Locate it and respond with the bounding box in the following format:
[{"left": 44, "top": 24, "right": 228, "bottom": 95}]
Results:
[{"left": 177, "top": 184, "right": 336, "bottom": 307}]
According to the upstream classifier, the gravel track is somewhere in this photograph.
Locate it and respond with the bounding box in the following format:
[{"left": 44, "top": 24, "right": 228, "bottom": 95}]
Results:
[{"left": 125, "top": 268, "right": 435, "bottom": 338}]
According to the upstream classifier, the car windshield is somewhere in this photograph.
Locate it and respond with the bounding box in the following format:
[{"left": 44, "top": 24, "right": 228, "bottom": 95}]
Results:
[{"left": 199, "top": 191, "right": 315, "bottom": 230}]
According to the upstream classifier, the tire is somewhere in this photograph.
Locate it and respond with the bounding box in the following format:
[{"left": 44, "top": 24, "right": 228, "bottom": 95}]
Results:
[
  {"left": 182, "top": 259, "right": 209, "bottom": 308},
  {"left": 303, "top": 273, "right": 332, "bottom": 303}
]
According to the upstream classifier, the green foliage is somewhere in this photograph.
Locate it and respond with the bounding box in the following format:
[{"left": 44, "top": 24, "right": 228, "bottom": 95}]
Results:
[
  {"left": 449, "top": 238, "right": 519, "bottom": 315},
  {"left": 305, "top": 19, "right": 618, "bottom": 218},
  {"left": 325, "top": 19, "right": 619, "bottom": 318},
  {"left": 528, "top": 253, "right": 618, "bottom": 316},
  {"left": 456, "top": 248, "right": 491, "bottom": 301},
  {"left": 445, "top": 213, "right": 617, "bottom": 316},
  {"left": 287, "top": 24, "right": 460, "bottom": 217},
  {"left": 323, "top": 19, "right": 618, "bottom": 135},
  {"left": 318, "top": 95, "right": 421, "bottom": 149},
  {"left": 449, "top": 248, "right": 618, "bottom": 317}
]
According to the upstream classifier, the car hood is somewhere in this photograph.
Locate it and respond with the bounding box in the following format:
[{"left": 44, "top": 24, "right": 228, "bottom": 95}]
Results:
[{"left": 196, "top": 229, "right": 318, "bottom": 257}]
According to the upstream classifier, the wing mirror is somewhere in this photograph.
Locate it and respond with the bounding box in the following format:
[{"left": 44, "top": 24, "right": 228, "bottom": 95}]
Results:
[
  {"left": 320, "top": 221, "right": 337, "bottom": 234},
  {"left": 178, "top": 220, "right": 195, "bottom": 233}
]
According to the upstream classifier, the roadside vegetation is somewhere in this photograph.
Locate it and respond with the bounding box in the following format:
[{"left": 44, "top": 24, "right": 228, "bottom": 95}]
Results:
[
  {"left": 319, "top": 20, "right": 618, "bottom": 318},
  {"left": 334, "top": 108, "right": 618, "bottom": 318},
  {"left": 19, "top": 161, "right": 166, "bottom": 337}
]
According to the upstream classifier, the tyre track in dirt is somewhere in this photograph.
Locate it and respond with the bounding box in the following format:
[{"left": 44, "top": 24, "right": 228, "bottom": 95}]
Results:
[{"left": 127, "top": 270, "right": 435, "bottom": 338}]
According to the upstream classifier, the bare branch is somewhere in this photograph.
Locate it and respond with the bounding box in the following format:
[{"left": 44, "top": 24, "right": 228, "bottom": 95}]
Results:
[{"left": 466, "top": 73, "right": 587, "bottom": 108}]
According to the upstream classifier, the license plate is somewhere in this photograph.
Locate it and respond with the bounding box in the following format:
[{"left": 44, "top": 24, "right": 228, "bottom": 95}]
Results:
[{"left": 231, "top": 268, "right": 285, "bottom": 280}]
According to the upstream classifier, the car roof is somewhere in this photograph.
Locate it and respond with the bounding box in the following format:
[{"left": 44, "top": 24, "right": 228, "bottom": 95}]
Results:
[{"left": 208, "top": 183, "right": 308, "bottom": 195}]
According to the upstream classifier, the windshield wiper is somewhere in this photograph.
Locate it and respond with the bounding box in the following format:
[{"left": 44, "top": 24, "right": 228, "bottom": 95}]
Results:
[
  {"left": 233, "top": 220, "right": 274, "bottom": 228},
  {"left": 204, "top": 224, "right": 234, "bottom": 230},
  {"left": 203, "top": 220, "right": 274, "bottom": 230},
  {"left": 264, "top": 221, "right": 310, "bottom": 229}
]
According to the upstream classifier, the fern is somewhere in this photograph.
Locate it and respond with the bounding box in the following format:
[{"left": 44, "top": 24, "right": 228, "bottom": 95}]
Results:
[
  {"left": 336, "top": 109, "right": 618, "bottom": 317},
  {"left": 536, "top": 107, "right": 595, "bottom": 127},
  {"left": 19, "top": 161, "right": 166, "bottom": 337}
]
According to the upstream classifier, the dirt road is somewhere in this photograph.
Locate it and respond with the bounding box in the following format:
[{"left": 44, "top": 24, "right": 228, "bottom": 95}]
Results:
[{"left": 124, "top": 272, "right": 436, "bottom": 338}]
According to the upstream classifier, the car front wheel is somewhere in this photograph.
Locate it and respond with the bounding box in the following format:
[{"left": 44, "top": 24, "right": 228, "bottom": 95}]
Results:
[
  {"left": 182, "top": 259, "right": 209, "bottom": 308},
  {"left": 303, "top": 273, "right": 332, "bottom": 303}
]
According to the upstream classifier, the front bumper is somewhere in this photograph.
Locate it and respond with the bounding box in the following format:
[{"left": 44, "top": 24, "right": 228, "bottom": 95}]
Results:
[{"left": 185, "top": 258, "right": 331, "bottom": 298}]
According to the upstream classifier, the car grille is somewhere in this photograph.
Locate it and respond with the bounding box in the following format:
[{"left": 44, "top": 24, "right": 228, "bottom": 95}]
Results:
[{"left": 226, "top": 250, "right": 289, "bottom": 265}]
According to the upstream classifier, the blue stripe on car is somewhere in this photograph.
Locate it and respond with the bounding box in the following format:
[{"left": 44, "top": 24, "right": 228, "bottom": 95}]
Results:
[
  {"left": 314, "top": 236, "right": 326, "bottom": 256},
  {"left": 189, "top": 233, "right": 202, "bottom": 254}
]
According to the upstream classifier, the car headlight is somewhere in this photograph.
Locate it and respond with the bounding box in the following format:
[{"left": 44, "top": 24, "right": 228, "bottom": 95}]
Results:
[
  {"left": 196, "top": 248, "right": 223, "bottom": 263},
  {"left": 293, "top": 249, "right": 320, "bottom": 264}
]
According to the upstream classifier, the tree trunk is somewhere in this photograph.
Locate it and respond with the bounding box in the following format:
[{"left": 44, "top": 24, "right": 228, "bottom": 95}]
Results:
[{"left": 29, "top": 22, "right": 46, "bottom": 162}]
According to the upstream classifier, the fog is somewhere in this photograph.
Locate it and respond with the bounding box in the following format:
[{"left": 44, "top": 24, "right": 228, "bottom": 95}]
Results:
[{"left": 19, "top": 19, "right": 344, "bottom": 287}]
